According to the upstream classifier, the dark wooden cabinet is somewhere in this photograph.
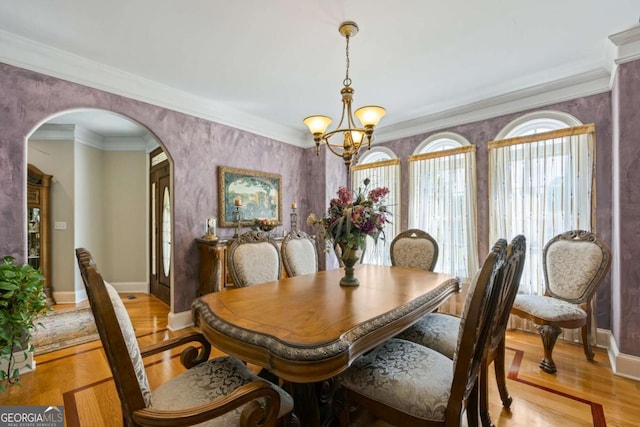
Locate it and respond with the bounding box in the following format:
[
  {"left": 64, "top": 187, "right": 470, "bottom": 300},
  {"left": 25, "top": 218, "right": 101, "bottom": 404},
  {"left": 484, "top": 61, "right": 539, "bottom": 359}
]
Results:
[
  {"left": 27, "top": 164, "right": 54, "bottom": 304},
  {"left": 195, "top": 238, "right": 227, "bottom": 295}
]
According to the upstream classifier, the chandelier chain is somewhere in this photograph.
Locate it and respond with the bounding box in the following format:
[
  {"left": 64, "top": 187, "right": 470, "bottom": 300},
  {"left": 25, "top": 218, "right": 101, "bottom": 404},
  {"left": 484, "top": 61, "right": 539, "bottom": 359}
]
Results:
[{"left": 344, "top": 34, "right": 352, "bottom": 87}]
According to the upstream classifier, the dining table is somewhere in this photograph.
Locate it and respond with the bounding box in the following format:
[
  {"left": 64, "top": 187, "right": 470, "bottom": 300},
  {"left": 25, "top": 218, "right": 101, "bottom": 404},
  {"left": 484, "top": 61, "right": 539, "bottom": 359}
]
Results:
[{"left": 191, "top": 263, "right": 460, "bottom": 426}]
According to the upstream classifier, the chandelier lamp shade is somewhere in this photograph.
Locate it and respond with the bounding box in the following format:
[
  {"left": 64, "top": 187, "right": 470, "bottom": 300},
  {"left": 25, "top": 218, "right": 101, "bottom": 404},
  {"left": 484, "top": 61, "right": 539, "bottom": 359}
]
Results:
[{"left": 303, "top": 21, "right": 386, "bottom": 170}]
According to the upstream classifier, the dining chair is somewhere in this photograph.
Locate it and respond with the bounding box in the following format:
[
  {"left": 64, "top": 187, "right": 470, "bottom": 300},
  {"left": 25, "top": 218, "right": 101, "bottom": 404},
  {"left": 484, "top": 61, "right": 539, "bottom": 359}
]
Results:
[
  {"left": 396, "top": 235, "right": 526, "bottom": 427},
  {"left": 75, "top": 248, "right": 296, "bottom": 427},
  {"left": 281, "top": 230, "right": 318, "bottom": 277},
  {"left": 390, "top": 228, "right": 439, "bottom": 271},
  {"left": 337, "top": 238, "right": 507, "bottom": 427},
  {"left": 511, "top": 230, "right": 611, "bottom": 374},
  {"left": 228, "top": 230, "right": 281, "bottom": 287}
]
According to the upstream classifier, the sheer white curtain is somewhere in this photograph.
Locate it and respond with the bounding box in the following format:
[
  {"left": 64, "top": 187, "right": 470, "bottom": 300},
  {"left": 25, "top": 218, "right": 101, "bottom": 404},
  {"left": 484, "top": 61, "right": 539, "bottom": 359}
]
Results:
[
  {"left": 351, "top": 158, "right": 400, "bottom": 266},
  {"left": 489, "top": 123, "right": 596, "bottom": 342},
  {"left": 489, "top": 124, "right": 595, "bottom": 295},
  {"left": 409, "top": 145, "right": 479, "bottom": 315}
]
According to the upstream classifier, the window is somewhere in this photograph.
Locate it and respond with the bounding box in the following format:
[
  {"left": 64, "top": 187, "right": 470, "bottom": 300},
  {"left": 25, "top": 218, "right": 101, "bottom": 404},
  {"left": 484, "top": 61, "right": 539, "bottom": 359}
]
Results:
[
  {"left": 351, "top": 148, "right": 400, "bottom": 266},
  {"left": 489, "top": 112, "right": 595, "bottom": 296},
  {"left": 409, "top": 133, "right": 479, "bottom": 281}
]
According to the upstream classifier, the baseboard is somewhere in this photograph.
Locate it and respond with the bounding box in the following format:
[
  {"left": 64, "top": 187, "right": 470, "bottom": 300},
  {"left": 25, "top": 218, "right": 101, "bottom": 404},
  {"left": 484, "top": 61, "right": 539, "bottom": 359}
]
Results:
[
  {"left": 601, "top": 329, "right": 640, "bottom": 381},
  {"left": 109, "top": 281, "right": 149, "bottom": 293},
  {"left": 52, "top": 289, "right": 87, "bottom": 304},
  {"left": 167, "top": 310, "right": 193, "bottom": 331},
  {"left": 53, "top": 284, "right": 146, "bottom": 304}
]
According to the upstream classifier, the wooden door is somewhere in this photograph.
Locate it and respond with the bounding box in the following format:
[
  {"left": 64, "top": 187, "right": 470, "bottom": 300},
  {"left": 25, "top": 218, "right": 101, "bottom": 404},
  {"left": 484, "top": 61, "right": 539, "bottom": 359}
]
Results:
[{"left": 149, "top": 148, "right": 171, "bottom": 305}]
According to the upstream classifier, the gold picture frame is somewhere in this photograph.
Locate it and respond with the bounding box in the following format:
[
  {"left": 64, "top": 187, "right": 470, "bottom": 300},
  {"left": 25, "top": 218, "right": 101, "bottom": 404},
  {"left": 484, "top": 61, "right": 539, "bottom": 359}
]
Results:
[{"left": 218, "top": 166, "right": 282, "bottom": 227}]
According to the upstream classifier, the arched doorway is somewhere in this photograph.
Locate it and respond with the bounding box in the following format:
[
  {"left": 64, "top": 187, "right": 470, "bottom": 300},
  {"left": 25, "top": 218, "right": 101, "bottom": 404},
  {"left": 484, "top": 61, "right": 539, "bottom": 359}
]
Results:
[{"left": 26, "top": 108, "right": 172, "bottom": 305}]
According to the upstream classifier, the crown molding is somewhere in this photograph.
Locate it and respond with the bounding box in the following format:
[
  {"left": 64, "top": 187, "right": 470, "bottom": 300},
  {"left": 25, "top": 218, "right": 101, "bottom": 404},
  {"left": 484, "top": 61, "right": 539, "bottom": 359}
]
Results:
[
  {"left": 608, "top": 25, "right": 640, "bottom": 65},
  {"left": 73, "top": 125, "right": 105, "bottom": 150},
  {"left": 29, "top": 124, "right": 76, "bottom": 141},
  {"left": 30, "top": 123, "right": 147, "bottom": 151},
  {"left": 144, "top": 134, "right": 161, "bottom": 153},
  {"left": 0, "top": 30, "right": 306, "bottom": 147},
  {"left": 102, "top": 137, "right": 148, "bottom": 151},
  {"left": 374, "top": 69, "right": 610, "bottom": 143},
  {"left": 2, "top": 29, "right": 624, "bottom": 148}
]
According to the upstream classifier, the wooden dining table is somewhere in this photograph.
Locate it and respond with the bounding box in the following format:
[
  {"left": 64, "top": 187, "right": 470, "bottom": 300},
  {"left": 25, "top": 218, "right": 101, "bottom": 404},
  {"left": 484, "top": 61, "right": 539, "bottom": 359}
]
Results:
[{"left": 192, "top": 264, "right": 460, "bottom": 426}]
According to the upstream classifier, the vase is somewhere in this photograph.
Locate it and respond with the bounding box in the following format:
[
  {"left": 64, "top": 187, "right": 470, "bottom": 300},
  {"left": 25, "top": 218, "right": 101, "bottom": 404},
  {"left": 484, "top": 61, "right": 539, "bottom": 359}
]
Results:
[{"left": 338, "top": 243, "right": 362, "bottom": 287}]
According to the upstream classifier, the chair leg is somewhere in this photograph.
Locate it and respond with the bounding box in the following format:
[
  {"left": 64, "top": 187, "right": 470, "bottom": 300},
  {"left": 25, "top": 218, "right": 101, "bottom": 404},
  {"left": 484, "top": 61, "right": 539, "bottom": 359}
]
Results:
[
  {"left": 582, "top": 319, "right": 595, "bottom": 361},
  {"left": 466, "top": 379, "right": 480, "bottom": 427},
  {"left": 494, "top": 338, "right": 512, "bottom": 409},
  {"left": 535, "top": 324, "right": 562, "bottom": 374},
  {"left": 479, "top": 360, "right": 494, "bottom": 427}
]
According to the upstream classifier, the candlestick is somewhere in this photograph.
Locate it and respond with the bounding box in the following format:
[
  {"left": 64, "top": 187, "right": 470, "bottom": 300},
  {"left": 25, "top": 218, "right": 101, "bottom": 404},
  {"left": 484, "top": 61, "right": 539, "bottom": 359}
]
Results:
[
  {"left": 290, "top": 206, "right": 298, "bottom": 232},
  {"left": 233, "top": 206, "right": 242, "bottom": 238}
]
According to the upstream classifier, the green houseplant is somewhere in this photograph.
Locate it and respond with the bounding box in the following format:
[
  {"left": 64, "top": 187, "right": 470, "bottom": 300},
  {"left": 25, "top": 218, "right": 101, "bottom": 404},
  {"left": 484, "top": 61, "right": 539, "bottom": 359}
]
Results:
[{"left": 0, "top": 256, "right": 49, "bottom": 390}]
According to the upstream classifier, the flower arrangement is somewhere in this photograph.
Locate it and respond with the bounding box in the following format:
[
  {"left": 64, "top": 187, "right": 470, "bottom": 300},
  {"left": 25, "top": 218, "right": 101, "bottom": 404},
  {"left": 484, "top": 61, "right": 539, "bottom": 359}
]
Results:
[
  {"left": 253, "top": 218, "right": 276, "bottom": 232},
  {"left": 307, "top": 178, "right": 390, "bottom": 253}
]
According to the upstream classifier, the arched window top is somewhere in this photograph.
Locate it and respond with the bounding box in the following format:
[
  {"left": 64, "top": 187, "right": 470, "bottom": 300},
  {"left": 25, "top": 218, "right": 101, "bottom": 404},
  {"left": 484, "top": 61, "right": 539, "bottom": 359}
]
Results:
[
  {"left": 415, "top": 132, "right": 471, "bottom": 155},
  {"left": 496, "top": 110, "right": 583, "bottom": 139},
  {"left": 359, "top": 147, "right": 397, "bottom": 164}
]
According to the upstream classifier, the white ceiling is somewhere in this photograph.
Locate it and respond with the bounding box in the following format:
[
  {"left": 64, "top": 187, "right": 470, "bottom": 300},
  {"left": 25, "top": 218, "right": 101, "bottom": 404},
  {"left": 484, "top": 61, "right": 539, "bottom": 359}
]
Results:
[{"left": 1, "top": 1, "right": 638, "bottom": 143}]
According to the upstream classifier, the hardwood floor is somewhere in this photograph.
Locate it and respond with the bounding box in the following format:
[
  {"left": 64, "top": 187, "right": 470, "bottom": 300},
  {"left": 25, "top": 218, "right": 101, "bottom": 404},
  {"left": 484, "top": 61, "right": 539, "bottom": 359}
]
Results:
[{"left": 2, "top": 293, "right": 639, "bottom": 426}]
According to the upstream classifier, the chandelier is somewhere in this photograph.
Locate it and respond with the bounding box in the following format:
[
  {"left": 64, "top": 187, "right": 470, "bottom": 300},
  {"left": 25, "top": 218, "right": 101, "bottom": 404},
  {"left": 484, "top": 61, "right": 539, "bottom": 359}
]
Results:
[{"left": 303, "top": 21, "right": 386, "bottom": 170}]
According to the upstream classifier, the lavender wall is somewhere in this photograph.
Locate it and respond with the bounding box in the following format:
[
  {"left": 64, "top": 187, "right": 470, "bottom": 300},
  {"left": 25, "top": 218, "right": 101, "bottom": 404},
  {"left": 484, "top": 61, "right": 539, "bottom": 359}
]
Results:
[
  {"left": 614, "top": 59, "right": 640, "bottom": 356},
  {"left": 375, "top": 93, "right": 614, "bottom": 329},
  {"left": 0, "top": 62, "right": 307, "bottom": 313},
  {"left": 2, "top": 61, "right": 638, "bottom": 356}
]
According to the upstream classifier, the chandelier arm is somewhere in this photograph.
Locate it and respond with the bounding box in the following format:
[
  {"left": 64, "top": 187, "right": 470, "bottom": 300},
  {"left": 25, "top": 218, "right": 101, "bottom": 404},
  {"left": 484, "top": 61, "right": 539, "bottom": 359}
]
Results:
[
  {"left": 334, "top": 97, "right": 348, "bottom": 130},
  {"left": 323, "top": 127, "right": 366, "bottom": 141},
  {"left": 323, "top": 139, "right": 345, "bottom": 157}
]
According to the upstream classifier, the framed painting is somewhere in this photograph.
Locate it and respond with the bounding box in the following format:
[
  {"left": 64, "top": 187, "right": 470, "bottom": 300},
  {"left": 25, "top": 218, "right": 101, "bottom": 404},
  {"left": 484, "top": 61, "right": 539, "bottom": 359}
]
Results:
[{"left": 218, "top": 166, "right": 282, "bottom": 227}]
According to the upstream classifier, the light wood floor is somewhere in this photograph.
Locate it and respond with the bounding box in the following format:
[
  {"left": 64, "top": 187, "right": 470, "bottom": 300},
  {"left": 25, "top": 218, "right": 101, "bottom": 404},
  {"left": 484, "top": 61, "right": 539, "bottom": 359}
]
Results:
[{"left": 2, "top": 293, "right": 639, "bottom": 426}]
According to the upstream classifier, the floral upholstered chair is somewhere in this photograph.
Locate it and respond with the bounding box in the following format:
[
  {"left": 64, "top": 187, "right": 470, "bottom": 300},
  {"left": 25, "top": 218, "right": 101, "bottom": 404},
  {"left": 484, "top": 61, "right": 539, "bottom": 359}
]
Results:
[
  {"left": 338, "top": 239, "right": 507, "bottom": 427},
  {"left": 75, "top": 248, "right": 295, "bottom": 427},
  {"left": 228, "top": 231, "right": 281, "bottom": 287},
  {"left": 511, "top": 230, "right": 611, "bottom": 374},
  {"left": 281, "top": 230, "right": 318, "bottom": 277},
  {"left": 390, "top": 229, "right": 439, "bottom": 271},
  {"left": 397, "top": 235, "right": 526, "bottom": 427}
]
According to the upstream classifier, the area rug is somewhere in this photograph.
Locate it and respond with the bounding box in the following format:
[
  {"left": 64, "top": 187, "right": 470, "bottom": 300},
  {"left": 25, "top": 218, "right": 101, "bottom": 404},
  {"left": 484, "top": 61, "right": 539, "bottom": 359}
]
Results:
[{"left": 31, "top": 306, "right": 99, "bottom": 355}]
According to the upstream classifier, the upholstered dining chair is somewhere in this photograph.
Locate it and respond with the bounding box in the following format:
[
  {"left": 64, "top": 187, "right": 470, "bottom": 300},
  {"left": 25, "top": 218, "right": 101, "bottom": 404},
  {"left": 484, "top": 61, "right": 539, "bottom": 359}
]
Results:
[
  {"left": 75, "top": 248, "right": 295, "bottom": 427},
  {"left": 390, "top": 228, "right": 439, "bottom": 271},
  {"left": 338, "top": 239, "right": 507, "bottom": 427},
  {"left": 397, "top": 235, "right": 526, "bottom": 427},
  {"left": 228, "top": 231, "right": 281, "bottom": 287},
  {"left": 511, "top": 230, "right": 611, "bottom": 374},
  {"left": 281, "top": 230, "right": 318, "bottom": 277}
]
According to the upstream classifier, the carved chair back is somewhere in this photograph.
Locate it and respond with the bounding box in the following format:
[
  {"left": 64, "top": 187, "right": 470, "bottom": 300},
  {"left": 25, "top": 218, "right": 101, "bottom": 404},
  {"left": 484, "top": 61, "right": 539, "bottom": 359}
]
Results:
[
  {"left": 543, "top": 230, "right": 611, "bottom": 303},
  {"left": 75, "top": 248, "right": 150, "bottom": 425},
  {"left": 281, "top": 230, "right": 318, "bottom": 277},
  {"left": 228, "top": 231, "right": 281, "bottom": 287},
  {"left": 487, "top": 234, "right": 527, "bottom": 355},
  {"left": 389, "top": 228, "right": 439, "bottom": 271}
]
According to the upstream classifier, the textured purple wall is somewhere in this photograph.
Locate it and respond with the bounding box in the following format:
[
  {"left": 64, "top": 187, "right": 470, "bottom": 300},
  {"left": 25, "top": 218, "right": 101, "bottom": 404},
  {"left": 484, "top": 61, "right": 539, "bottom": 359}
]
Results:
[
  {"left": 2, "top": 61, "right": 637, "bottom": 355},
  {"left": 376, "top": 93, "right": 614, "bottom": 329},
  {"left": 615, "top": 59, "right": 640, "bottom": 356},
  {"left": 0, "top": 62, "right": 306, "bottom": 313}
]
